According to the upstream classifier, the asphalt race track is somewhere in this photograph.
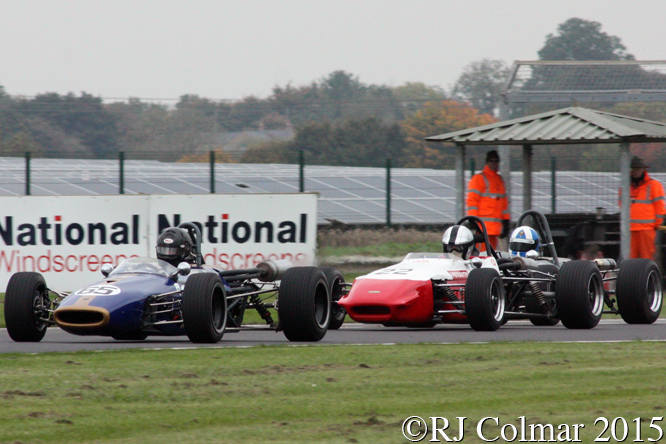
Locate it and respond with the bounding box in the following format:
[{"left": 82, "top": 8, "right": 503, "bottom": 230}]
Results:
[{"left": 1, "top": 319, "right": 665, "bottom": 354}]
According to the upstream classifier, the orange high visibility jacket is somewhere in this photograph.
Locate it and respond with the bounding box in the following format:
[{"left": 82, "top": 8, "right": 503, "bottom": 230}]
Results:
[
  {"left": 619, "top": 173, "right": 666, "bottom": 231},
  {"left": 466, "top": 165, "right": 510, "bottom": 236}
]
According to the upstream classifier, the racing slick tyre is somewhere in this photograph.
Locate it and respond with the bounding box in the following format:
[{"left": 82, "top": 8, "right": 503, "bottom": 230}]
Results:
[
  {"left": 182, "top": 273, "right": 228, "bottom": 343},
  {"left": 4, "top": 272, "right": 50, "bottom": 342},
  {"left": 465, "top": 268, "right": 506, "bottom": 331},
  {"left": 555, "top": 260, "right": 604, "bottom": 329},
  {"left": 527, "top": 264, "right": 560, "bottom": 326},
  {"left": 616, "top": 258, "right": 663, "bottom": 324},
  {"left": 322, "top": 267, "right": 346, "bottom": 330},
  {"left": 279, "top": 267, "right": 330, "bottom": 342}
]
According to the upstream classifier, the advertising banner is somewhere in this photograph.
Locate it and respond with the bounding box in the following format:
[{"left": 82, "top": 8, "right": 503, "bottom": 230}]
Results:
[{"left": 0, "top": 193, "right": 317, "bottom": 291}]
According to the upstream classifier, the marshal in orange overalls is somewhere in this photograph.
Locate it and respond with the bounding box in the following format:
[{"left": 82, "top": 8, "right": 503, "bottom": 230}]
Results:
[
  {"left": 619, "top": 170, "right": 666, "bottom": 259},
  {"left": 467, "top": 164, "right": 510, "bottom": 248}
]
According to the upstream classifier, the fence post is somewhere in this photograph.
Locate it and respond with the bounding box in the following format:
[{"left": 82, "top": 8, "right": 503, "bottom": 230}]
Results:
[
  {"left": 119, "top": 151, "right": 125, "bottom": 194},
  {"left": 522, "top": 144, "right": 533, "bottom": 213},
  {"left": 299, "top": 150, "right": 304, "bottom": 192},
  {"left": 25, "top": 151, "right": 31, "bottom": 196},
  {"left": 455, "top": 143, "right": 466, "bottom": 220},
  {"left": 386, "top": 158, "right": 392, "bottom": 228},
  {"left": 551, "top": 156, "right": 556, "bottom": 213},
  {"left": 210, "top": 150, "right": 215, "bottom": 193}
]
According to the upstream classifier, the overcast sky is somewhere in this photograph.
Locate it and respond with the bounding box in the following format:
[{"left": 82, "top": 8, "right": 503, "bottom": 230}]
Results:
[{"left": 2, "top": 0, "right": 665, "bottom": 103}]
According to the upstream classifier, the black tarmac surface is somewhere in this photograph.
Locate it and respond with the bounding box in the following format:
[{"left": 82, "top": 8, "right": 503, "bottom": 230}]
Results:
[{"left": 2, "top": 319, "right": 665, "bottom": 354}]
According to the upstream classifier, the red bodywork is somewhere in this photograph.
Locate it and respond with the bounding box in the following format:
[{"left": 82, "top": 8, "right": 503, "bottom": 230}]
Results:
[{"left": 339, "top": 275, "right": 468, "bottom": 325}]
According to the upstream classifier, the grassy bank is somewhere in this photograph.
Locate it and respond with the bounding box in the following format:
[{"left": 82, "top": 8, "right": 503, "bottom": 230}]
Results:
[
  {"left": 2, "top": 342, "right": 666, "bottom": 443},
  {"left": 317, "top": 227, "right": 441, "bottom": 259}
]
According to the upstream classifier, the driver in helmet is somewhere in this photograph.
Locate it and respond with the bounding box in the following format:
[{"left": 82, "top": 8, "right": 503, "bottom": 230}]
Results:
[
  {"left": 156, "top": 227, "right": 196, "bottom": 267},
  {"left": 442, "top": 225, "right": 476, "bottom": 259},
  {"left": 509, "top": 226, "right": 540, "bottom": 257}
]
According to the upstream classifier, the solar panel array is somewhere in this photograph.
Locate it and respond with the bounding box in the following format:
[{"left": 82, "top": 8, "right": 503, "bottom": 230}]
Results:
[{"left": 0, "top": 157, "right": 650, "bottom": 225}]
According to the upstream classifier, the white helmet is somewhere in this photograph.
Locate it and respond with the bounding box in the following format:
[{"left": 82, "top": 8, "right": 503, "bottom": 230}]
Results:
[
  {"left": 509, "top": 226, "right": 540, "bottom": 257},
  {"left": 442, "top": 225, "right": 475, "bottom": 258}
]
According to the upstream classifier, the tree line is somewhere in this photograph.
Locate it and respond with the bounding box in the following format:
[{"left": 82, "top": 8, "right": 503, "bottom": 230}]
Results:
[
  {"left": 0, "top": 70, "right": 499, "bottom": 168},
  {"left": 1, "top": 18, "right": 666, "bottom": 170}
]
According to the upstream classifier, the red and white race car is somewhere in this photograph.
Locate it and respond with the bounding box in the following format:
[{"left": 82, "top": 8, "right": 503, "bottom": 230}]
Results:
[{"left": 337, "top": 211, "right": 663, "bottom": 331}]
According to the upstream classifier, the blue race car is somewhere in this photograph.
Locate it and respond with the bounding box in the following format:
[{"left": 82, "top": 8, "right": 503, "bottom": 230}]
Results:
[{"left": 4, "top": 223, "right": 337, "bottom": 343}]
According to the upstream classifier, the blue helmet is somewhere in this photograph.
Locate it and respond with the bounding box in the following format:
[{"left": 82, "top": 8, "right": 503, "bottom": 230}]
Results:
[{"left": 509, "top": 226, "right": 540, "bottom": 257}]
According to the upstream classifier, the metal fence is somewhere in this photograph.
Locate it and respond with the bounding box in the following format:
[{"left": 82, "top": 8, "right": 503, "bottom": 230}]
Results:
[{"left": 2, "top": 150, "right": 657, "bottom": 227}]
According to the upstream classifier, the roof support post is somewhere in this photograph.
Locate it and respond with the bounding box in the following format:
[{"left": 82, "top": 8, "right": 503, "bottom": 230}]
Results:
[
  {"left": 499, "top": 145, "right": 511, "bottom": 219},
  {"left": 522, "top": 144, "right": 533, "bottom": 212},
  {"left": 455, "top": 143, "right": 466, "bottom": 220},
  {"left": 498, "top": 101, "right": 511, "bottom": 222},
  {"left": 619, "top": 142, "right": 631, "bottom": 262}
]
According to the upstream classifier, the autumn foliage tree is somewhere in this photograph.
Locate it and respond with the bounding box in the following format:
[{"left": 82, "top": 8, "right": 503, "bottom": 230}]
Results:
[{"left": 401, "top": 101, "right": 496, "bottom": 168}]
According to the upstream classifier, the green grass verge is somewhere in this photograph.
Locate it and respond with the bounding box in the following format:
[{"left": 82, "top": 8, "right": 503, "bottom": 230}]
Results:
[{"left": 1, "top": 342, "right": 665, "bottom": 443}]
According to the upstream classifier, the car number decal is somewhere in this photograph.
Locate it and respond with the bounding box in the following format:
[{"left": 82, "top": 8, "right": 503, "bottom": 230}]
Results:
[
  {"left": 74, "top": 285, "right": 122, "bottom": 296},
  {"left": 371, "top": 268, "right": 413, "bottom": 275}
]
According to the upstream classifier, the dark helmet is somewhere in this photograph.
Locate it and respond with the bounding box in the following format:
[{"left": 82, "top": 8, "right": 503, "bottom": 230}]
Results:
[{"left": 156, "top": 227, "right": 194, "bottom": 265}]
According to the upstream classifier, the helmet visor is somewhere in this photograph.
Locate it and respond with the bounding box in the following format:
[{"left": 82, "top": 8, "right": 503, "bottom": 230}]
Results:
[
  {"left": 509, "top": 240, "right": 536, "bottom": 252},
  {"left": 156, "top": 245, "right": 179, "bottom": 258}
]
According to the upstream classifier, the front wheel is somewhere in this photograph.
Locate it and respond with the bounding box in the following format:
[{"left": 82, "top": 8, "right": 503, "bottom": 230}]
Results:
[
  {"left": 182, "top": 273, "right": 228, "bottom": 343},
  {"left": 616, "top": 258, "right": 663, "bottom": 324},
  {"left": 322, "top": 267, "right": 346, "bottom": 330},
  {"left": 279, "top": 267, "right": 330, "bottom": 341},
  {"left": 4, "top": 272, "right": 51, "bottom": 342},
  {"left": 555, "top": 261, "right": 603, "bottom": 329},
  {"left": 465, "top": 268, "right": 505, "bottom": 331}
]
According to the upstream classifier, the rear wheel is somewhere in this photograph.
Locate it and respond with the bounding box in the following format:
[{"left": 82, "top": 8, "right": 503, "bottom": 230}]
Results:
[
  {"left": 322, "top": 267, "right": 346, "bottom": 330},
  {"left": 182, "top": 273, "right": 228, "bottom": 343},
  {"left": 4, "top": 272, "right": 50, "bottom": 342},
  {"left": 279, "top": 267, "right": 330, "bottom": 341},
  {"left": 616, "top": 258, "right": 663, "bottom": 324},
  {"left": 465, "top": 268, "right": 505, "bottom": 331},
  {"left": 555, "top": 261, "right": 603, "bottom": 329}
]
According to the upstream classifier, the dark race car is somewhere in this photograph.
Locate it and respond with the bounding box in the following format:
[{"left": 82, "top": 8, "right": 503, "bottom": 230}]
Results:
[
  {"left": 4, "top": 222, "right": 335, "bottom": 343},
  {"left": 338, "top": 211, "right": 663, "bottom": 331}
]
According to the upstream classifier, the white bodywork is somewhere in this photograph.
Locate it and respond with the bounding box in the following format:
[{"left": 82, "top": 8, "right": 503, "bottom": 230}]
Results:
[{"left": 355, "top": 252, "right": 500, "bottom": 282}]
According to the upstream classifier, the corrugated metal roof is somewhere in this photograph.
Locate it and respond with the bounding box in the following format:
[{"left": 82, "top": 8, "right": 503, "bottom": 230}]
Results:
[{"left": 425, "top": 107, "right": 666, "bottom": 145}]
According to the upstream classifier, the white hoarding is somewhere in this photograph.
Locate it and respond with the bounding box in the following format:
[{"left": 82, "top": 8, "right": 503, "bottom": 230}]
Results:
[{"left": 0, "top": 193, "right": 317, "bottom": 291}]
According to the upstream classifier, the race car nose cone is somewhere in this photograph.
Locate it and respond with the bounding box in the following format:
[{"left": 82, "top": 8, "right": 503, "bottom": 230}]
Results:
[
  {"left": 340, "top": 279, "right": 434, "bottom": 324},
  {"left": 54, "top": 306, "right": 110, "bottom": 331}
]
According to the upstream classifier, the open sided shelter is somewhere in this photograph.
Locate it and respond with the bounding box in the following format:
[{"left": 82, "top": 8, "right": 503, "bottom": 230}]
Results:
[{"left": 425, "top": 106, "right": 666, "bottom": 260}]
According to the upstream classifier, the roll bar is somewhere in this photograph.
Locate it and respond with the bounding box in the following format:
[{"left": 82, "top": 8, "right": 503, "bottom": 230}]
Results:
[
  {"left": 453, "top": 215, "right": 498, "bottom": 260},
  {"left": 515, "top": 210, "right": 559, "bottom": 266},
  {"left": 177, "top": 222, "right": 204, "bottom": 267}
]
